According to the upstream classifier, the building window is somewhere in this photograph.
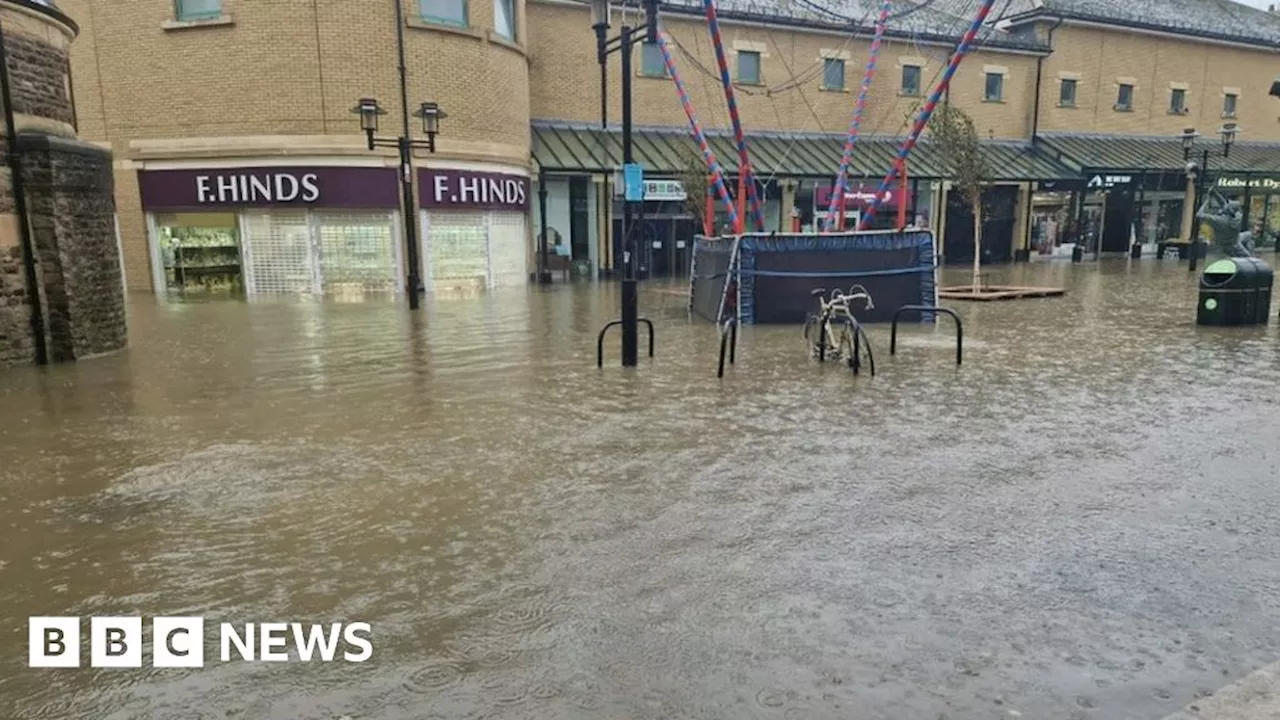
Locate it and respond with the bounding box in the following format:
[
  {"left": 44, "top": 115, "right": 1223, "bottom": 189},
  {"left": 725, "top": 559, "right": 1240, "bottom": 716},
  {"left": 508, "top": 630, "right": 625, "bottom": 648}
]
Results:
[
  {"left": 737, "top": 51, "right": 761, "bottom": 85},
  {"left": 1115, "top": 83, "right": 1134, "bottom": 111},
  {"left": 420, "top": 0, "right": 467, "bottom": 27},
  {"left": 822, "top": 58, "right": 845, "bottom": 91},
  {"left": 175, "top": 0, "right": 221, "bottom": 20},
  {"left": 640, "top": 42, "right": 667, "bottom": 77},
  {"left": 1058, "top": 78, "right": 1077, "bottom": 107},
  {"left": 901, "top": 65, "right": 921, "bottom": 96},
  {"left": 1170, "top": 88, "right": 1187, "bottom": 114},
  {"left": 493, "top": 0, "right": 515, "bottom": 40},
  {"left": 1223, "top": 92, "right": 1238, "bottom": 118},
  {"left": 984, "top": 72, "right": 1004, "bottom": 102}
]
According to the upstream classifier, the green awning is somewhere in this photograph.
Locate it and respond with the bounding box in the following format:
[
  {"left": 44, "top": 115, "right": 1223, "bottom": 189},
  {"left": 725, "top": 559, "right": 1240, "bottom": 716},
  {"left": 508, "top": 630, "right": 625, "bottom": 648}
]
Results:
[
  {"left": 532, "top": 121, "right": 1079, "bottom": 181},
  {"left": 1036, "top": 133, "right": 1280, "bottom": 175}
]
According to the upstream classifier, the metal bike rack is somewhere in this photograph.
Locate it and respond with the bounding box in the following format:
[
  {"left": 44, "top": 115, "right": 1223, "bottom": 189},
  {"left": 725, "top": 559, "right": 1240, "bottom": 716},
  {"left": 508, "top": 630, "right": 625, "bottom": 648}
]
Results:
[
  {"left": 717, "top": 317, "right": 738, "bottom": 378},
  {"left": 597, "top": 318, "right": 655, "bottom": 368},
  {"left": 890, "top": 305, "right": 963, "bottom": 366}
]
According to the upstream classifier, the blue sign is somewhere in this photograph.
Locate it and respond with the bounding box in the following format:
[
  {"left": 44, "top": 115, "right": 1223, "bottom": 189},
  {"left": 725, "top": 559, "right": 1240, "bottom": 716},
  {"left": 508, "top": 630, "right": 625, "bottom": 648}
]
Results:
[{"left": 623, "top": 163, "right": 644, "bottom": 202}]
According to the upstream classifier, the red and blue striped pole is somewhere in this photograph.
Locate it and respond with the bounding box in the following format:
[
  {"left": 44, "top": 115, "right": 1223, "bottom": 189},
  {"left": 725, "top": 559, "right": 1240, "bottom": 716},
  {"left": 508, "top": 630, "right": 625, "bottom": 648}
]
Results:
[
  {"left": 856, "top": 0, "right": 997, "bottom": 232},
  {"left": 702, "top": 0, "right": 767, "bottom": 233},
  {"left": 824, "top": 0, "right": 892, "bottom": 232},
  {"left": 657, "top": 31, "right": 741, "bottom": 232}
]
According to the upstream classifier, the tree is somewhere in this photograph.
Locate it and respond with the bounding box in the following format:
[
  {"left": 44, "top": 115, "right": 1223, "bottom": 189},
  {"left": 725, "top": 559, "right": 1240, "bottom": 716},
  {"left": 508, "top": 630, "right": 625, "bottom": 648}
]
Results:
[
  {"left": 675, "top": 145, "right": 712, "bottom": 235},
  {"left": 928, "top": 103, "right": 991, "bottom": 291}
]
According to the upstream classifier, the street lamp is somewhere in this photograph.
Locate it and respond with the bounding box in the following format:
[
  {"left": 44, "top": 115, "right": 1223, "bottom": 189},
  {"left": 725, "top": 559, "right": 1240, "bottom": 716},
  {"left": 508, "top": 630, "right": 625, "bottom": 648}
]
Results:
[
  {"left": 593, "top": 0, "right": 660, "bottom": 368},
  {"left": 351, "top": 98, "right": 445, "bottom": 308},
  {"left": 1180, "top": 123, "right": 1239, "bottom": 272}
]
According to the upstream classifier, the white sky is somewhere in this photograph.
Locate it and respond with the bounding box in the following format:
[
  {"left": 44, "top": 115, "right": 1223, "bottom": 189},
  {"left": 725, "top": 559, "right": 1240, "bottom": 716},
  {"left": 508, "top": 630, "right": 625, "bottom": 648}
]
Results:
[{"left": 1234, "top": 0, "right": 1274, "bottom": 8}]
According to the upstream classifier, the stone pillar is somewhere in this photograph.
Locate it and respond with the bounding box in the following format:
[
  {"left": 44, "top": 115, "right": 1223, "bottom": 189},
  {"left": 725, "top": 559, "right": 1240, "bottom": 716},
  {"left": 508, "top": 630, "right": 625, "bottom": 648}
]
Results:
[{"left": 0, "top": 0, "right": 124, "bottom": 369}]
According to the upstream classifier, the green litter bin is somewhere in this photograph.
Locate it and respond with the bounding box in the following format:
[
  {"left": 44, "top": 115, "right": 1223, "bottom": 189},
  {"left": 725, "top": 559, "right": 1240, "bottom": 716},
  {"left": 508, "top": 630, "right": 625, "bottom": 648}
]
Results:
[
  {"left": 1241, "top": 258, "right": 1274, "bottom": 324},
  {"left": 1198, "top": 259, "right": 1254, "bottom": 326}
]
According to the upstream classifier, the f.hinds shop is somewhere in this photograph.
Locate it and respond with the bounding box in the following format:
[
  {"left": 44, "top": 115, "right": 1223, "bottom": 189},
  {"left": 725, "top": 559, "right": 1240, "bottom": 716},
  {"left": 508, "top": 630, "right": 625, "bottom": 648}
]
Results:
[{"left": 138, "top": 165, "right": 531, "bottom": 298}]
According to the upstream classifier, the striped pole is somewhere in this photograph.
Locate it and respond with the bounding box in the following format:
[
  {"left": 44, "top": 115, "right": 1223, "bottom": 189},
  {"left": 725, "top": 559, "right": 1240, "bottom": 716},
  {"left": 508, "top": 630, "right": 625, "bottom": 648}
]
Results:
[
  {"left": 856, "top": 0, "right": 997, "bottom": 232},
  {"left": 656, "top": 31, "right": 741, "bottom": 232},
  {"left": 825, "top": 0, "right": 892, "bottom": 232},
  {"left": 702, "top": 0, "right": 767, "bottom": 233}
]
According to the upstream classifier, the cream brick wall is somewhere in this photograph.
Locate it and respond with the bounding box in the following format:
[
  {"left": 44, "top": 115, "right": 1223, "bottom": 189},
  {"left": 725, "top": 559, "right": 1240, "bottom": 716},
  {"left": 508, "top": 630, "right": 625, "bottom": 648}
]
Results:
[
  {"left": 60, "top": 0, "right": 532, "bottom": 290},
  {"left": 527, "top": 1, "right": 1040, "bottom": 139},
  {"left": 1036, "top": 23, "right": 1280, "bottom": 140}
]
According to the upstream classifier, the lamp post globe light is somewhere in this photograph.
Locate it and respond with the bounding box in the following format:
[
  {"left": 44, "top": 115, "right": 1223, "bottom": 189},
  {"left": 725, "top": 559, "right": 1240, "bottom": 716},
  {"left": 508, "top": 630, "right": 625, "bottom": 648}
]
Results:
[
  {"left": 349, "top": 96, "right": 446, "bottom": 310},
  {"left": 1180, "top": 123, "right": 1240, "bottom": 272}
]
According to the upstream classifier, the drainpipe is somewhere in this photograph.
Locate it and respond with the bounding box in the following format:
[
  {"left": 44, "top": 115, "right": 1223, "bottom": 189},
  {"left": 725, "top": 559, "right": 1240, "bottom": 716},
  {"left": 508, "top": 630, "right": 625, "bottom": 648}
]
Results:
[
  {"left": 0, "top": 17, "right": 47, "bottom": 365},
  {"left": 1030, "top": 17, "right": 1065, "bottom": 140}
]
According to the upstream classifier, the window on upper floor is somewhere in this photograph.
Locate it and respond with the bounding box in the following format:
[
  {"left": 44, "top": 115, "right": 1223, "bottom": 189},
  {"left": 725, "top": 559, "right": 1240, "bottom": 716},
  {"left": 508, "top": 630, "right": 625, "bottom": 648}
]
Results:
[
  {"left": 1169, "top": 88, "right": 1187, "bottom": 115},
  {"left": 822, "top": 59, "right": 845, "bottom": 91},
  {"left": 175, "top": 0, "right": 221, "bottom": 21},
  {"left": 1115, "top": 83, "right": 1134, "bottom": 111},
  {"left": 1058, "top": 78, "right": 1077, "bottom": 107},
  {"left": 901, "top": 65, "right": 921, "bottom": 96},
  {"left": 640, "top": 42, "right": 668, "bottom": 77},
  {"left": 737, "top": 51, "right": 761, "bottom": 85},
  {"left": 493, "top": 0, "right": 515, "bottom": 40},
  {"left": 1223, "top": 92, "right": 1238, "bottom": 118},
  {"left": 984, "top": 72, "right": 1004, "bottom": 102},
  {"left": 421, "top": 0, "right": 467, "bottom": 27}
]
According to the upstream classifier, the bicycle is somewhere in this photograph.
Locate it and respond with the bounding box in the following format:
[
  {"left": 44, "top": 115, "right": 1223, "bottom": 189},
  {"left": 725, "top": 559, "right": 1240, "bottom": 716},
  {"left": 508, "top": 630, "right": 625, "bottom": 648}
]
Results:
[{"left": 803, "top": 285, "right": 875, "bottom": 368}]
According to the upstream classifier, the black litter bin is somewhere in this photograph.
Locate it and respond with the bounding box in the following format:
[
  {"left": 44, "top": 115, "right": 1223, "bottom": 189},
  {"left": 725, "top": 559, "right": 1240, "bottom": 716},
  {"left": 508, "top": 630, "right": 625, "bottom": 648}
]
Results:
[
  {"left": 1242, "top": 257, "right": 1274, "bottom": 324},
  {"left": 1198, "top": 259, "right": 1255, "bottom": 326}
]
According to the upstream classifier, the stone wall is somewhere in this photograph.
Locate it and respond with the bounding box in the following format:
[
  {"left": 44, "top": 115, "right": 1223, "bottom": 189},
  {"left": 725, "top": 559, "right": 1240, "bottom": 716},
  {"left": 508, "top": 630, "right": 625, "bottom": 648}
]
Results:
[
  {"left": 0, "top": 241, "right": 35, "bottom": 367},
  {"left": 19, "top": 132, "right": 122, "bottom": 363}
]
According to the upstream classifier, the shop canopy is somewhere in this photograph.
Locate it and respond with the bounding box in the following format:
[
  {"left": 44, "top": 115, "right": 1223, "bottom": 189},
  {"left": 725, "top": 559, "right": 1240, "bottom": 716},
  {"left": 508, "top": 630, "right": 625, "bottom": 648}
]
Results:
[
  {"left": 531, "top": 121, "right": 1078, "bottom": 182},
  {"left": 1037, "top": 132, "right": 1280, "bottom": 175}
]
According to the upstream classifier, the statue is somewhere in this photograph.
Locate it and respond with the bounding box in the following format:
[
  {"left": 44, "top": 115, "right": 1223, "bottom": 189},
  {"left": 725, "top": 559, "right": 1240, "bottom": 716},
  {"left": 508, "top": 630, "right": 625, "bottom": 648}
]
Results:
[{"left": 1196, "top": 197, "right": 1256, "bottom": 258}]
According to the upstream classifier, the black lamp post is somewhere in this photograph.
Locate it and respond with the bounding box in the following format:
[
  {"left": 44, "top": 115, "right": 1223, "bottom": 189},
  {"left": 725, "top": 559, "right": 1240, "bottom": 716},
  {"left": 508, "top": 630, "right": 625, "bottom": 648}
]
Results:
[
  {"left": 1181, "top": 123, "right": 1237, "bottom": 272},
  {"left": 593, "top": 0, "right": 659, "bottom": 367},
  {"left": 351, "top": 97, "right": 445, "bottom": 309}
]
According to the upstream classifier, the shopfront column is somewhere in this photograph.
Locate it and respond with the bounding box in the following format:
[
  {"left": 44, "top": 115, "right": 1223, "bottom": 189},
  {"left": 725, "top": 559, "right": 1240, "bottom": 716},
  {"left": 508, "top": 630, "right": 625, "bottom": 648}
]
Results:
[{"left": 1181, "top": 173, "right": 1197, "bottom": 243}]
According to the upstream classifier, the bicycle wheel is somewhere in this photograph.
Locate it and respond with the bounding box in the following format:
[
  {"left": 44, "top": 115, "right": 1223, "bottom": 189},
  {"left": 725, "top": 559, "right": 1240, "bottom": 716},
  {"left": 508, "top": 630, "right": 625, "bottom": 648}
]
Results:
[
  {"left": 802, "top": 313, "right": 820, "bottom": 356},
  {"left": 832, "top": 319, "right": 856, "bottom": 369}
]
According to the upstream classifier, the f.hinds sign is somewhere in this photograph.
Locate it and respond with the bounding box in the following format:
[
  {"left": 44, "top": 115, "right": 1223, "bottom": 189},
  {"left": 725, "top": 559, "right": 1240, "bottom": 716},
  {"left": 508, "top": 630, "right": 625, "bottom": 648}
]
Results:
[
  {"left": 139, "top": 166, "right": 400, "bottom": 210},
  {"left": 419, "top": 170, "right": 530, "bottom": 211}
]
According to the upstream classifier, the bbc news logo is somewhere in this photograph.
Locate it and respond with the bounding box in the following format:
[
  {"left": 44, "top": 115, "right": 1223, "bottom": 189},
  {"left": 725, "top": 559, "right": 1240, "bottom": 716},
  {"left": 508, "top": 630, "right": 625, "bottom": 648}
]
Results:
[{"left": 28, "top": 617, "right": 373, "bottom": 668}]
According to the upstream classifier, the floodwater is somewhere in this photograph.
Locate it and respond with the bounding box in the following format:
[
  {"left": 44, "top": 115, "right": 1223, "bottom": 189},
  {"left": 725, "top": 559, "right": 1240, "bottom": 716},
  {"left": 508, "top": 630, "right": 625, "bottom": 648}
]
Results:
[{"left": 2, "top": 258, "right": 1280, "bottom": 720}]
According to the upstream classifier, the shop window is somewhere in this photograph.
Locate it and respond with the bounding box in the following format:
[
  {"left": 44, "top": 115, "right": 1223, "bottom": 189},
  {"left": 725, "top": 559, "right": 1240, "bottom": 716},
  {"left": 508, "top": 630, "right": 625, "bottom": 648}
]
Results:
[
  {"left": 175, "top": 0, "right": 221, "bottom": 21},
  {"left": 640, "top": 42, "right": 668, "bottom": 77},
  {"left": 1223, "top": 92, "right": 1238, "bottom": 118},
  {"left": 154, "top": 212, "right": 242, "bottom": 295},
  {"left": 983, "top": 72, "right": 1004, "bottom": 102},
  {"left": 420, "top": 0, "right": 467, "bottom": 27},
  {"left": 900, "top": 65, "right": 921, "bottom": 96},
  {"left": 737, "top": 51, "right": 761, "bottom": 85},
  {"left": 1058, "top": 78, "right": 1077, "bottom": 107},
  {"left": 493, "top": 0, "right": 515, "bottom": 40},
  {"left": 1169, "top": 88, "right": 1187, "bottom": 115},
  {"left": 1115, "top": 83, "right": 1134, "bottom": 111},
  {"left": 822, "top": 58, "right": 845, "bottom": 91}
]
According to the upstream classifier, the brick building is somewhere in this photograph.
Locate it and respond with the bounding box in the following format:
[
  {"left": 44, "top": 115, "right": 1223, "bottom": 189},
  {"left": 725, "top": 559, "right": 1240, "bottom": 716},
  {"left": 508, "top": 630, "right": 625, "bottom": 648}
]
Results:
[{"left": 55, "top": 0, "right": 1280, "bottom": 293}]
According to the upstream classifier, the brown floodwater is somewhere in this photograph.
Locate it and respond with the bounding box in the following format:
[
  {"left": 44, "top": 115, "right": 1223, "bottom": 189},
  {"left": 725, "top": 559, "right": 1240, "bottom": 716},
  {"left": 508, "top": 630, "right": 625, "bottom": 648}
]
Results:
[{"left": 2, "top": 258, "right": 1280, "bottom": 720}]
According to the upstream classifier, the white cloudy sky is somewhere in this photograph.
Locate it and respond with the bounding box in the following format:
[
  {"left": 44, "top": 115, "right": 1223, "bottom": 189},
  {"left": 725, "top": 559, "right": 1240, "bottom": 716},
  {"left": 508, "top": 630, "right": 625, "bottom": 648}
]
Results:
[{"left": 1235, "top": 0, "right": 1273, "bottom": 8}]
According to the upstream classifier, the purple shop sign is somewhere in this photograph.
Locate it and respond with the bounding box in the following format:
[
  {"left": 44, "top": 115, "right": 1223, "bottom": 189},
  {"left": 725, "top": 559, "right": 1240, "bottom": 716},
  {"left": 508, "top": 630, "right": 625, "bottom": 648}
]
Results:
[
  {"left": 138, "top": 166, "right": 401, "bottom": 210},
  {"left": 418, "top": 169, "right": 530, "bottom": 211}
]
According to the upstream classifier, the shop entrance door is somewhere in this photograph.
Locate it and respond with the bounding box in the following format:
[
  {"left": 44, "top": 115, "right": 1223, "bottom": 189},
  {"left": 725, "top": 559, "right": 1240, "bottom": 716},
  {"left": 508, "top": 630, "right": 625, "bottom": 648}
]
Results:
[
  {"left": 1101, "top": 187, "right": 1136, "bottom": 252},
  {"left": 241, "top": 210, "right": 400, "bottom": 296}
]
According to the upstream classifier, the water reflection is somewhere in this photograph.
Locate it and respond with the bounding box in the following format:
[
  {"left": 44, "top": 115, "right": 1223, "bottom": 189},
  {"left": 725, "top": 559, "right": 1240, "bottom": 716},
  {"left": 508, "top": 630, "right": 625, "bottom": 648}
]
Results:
[{"left": 2, "top": 259, "right": 1280, "bottom": 719}]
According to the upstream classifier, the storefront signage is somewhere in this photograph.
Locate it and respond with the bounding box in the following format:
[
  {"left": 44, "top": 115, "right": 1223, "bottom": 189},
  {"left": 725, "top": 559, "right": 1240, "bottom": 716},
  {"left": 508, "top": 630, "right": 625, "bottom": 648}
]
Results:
[
  {"left": 138, "top": 166, "right": 400, "bottom": 210},
  {"left": 644, "top": 179, "right": 686, "bottom": 201},
  {"left": 418, "top": 169, "right": 530, "bottom": 210},
  {"left": 1217, "top": 176, "right": 1280, "bottom": 191},
  {"left": 1086, "top": 173, "right": 1132, "bottom": 189},
  {"left": 814, "top": 185, "right": 900, "bottom": 208}
]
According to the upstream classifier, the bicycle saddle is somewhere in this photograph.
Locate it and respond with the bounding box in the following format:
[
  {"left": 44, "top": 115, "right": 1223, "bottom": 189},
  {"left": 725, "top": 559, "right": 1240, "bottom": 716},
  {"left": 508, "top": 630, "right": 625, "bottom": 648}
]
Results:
[{"left": 809, "top": 288, "right": 827, "bottom": 297}]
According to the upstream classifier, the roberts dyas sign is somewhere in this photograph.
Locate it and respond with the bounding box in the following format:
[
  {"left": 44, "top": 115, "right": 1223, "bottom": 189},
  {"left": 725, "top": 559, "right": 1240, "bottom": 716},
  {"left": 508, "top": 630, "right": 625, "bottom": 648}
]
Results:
[{"left": 418, "top": 169, "right": 530, "bottom": 211}]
